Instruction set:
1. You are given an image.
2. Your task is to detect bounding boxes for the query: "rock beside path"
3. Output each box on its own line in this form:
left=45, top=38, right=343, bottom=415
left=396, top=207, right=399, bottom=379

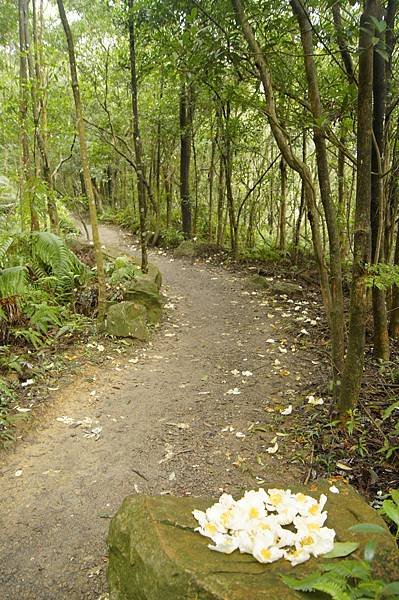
left=107, top=480, right=398, bottom=600
left=106, top=301, right=148, bottom=340
left=247, top=275, right=303, bottom=296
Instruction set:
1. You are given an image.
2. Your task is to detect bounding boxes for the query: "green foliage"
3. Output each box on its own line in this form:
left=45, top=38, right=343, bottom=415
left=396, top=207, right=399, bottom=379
left=380, top=490, right=399, bottom=541
left=0, top=266, right=28, bottom=299
left=30, top=231, right=90, bottom=296
left=159, top=228, right=185, bottom=248
left=282, top=557, right=399, bottom=599
left=365, top=264, right=399, bottom=291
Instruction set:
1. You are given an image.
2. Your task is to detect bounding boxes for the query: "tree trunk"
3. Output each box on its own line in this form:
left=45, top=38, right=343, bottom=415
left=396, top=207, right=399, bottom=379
left=278, top=158, right=287, bottom=252
left=291, top=0, right=345, bottom=393
left=57, top=0, right=106, bottom=326
left=216, top=152, right=225, bottom=246
left=179, top=77, right=192, bottom=238
left=28, top=0, right=58, bottom=230
left=293, top=131, right=306, bottom=262
left=208, top=130, right=216, bottom=242
left=371, top=4, right=390, bottom=361
left=127, top=0, right=148, bottom=271
left=18, top=0, right=39, bottom=232
left=339, top=1, right=378, bottom=414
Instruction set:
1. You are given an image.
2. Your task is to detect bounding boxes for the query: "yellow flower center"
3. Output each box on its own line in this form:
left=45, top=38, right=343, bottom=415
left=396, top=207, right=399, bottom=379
left=296, top=493, right=306, bottom=503
left=301, top=536, right=314, bottom=546
left=269, top=493, right=282, bottom=505
left=308, top=522, right=321, bottom=531
left=249, top=507, right=259, bottom=519
left=261, top=548, right=271, bottom=561
left=205, top=523, right=218, bottom=535
left=220, top=510, right=231, bottom=527
left=309, top=504, right=320, bottom=516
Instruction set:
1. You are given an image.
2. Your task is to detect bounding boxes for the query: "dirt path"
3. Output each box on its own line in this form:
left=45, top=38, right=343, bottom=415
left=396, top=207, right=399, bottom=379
left=0, top=225, right=310, bottom=599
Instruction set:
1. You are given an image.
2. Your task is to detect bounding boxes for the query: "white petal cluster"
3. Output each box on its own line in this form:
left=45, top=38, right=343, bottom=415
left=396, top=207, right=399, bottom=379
left=193, top=488, right=335, bottom=566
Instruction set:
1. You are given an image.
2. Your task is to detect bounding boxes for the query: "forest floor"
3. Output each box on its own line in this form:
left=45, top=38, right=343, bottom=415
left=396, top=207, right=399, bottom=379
left=0, top=224, right=330, bottom=599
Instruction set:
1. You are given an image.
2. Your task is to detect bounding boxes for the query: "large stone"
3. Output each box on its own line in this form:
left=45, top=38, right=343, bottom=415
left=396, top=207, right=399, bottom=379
left=106, top=301, right=148, bottom=340
left=174, top=240, right=196, bottom=258
left=106, top=251, right=162, bottom=291
left=107, top=480, right=399, bottom=600
left=123, top=279, right=164, bottom=324
left=246, top=276, right=303, bottom=297
left=246, top=275, right=273, bottom=290
left=271, top=281, right=303, bottom=296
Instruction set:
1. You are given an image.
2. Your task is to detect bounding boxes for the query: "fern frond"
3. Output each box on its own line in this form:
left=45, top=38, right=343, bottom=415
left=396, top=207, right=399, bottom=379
left=321, top=560, right=371, bottom=581
left=0, top=237, right=13, bottom=267
left=0, top=266, right=28, bottom=299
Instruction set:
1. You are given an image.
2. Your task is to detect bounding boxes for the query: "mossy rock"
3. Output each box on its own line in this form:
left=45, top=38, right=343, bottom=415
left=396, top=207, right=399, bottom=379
left=123, top=279, right=164, bottom=324
left=106, top=250, right=162, bottom=291
left=246, top=276, right=303, bottom=296
left=107, top=480, right=398, bottom=599
left=246, top=275, right=273, bottom=290
left=106, top=301, right=148, bottom=340
left=174, top=240, right=196, bottom=258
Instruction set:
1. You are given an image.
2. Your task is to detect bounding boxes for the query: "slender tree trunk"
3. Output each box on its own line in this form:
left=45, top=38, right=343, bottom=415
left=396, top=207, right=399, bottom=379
left=291, top=0, right=346, bottom=392
left=57, top=0, right=106, bottom=326
left=278, top=158, right=287, bottom=252
left=216, top=152, right=225, bottom=246
left=179, top=77, right=192, bottom=238
left=18, top=0, right=39, bottom=232
left=127, top=0, right=148, bottom=271
left=293, top=131, right=306, bottom=262
left=339, top=1, right=378, bottom=413
left=208, top=130, right=216, bottom=242
left=28, top=0, right=58, bottom=230
left=371, top=6, right=390, bottom=361
left=390, top=214, right=399, bottom=337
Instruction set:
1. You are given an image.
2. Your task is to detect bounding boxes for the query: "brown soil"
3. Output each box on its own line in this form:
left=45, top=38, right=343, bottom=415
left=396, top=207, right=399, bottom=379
left=0, top=224, right=317, bottom=599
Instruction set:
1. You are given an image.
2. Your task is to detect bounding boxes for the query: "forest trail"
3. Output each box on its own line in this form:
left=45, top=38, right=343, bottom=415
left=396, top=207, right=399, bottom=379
left=0, top=224, right=307, bottom=599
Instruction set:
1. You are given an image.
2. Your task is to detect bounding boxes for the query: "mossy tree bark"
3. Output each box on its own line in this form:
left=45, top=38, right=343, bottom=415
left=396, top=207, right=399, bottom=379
left=57, top=0, right=106, bottom=326
left=339, top=0, right=378, bottom=413
left=291, top=0, right=345, bottom=394
left=18, top=0, right=39, bottom=232
left=179, top=76, right=193, bottom=239
left=127, top=0, right=148, bottom=273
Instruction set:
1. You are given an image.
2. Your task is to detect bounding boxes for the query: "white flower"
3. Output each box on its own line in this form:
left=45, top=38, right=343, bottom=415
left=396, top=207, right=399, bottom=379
left=193, top=487, right=336, bottom=565
left=298, top=494, right=327, bottom=518
left=284, top=547, right=311, bottom=566
left=280, top=405, right=293, bottom=415
left=242, top=370, right=253, bottom=377
left=208, top=533, right=239, bottom=554
left=266, top=488, right=293, bottom=511
left=307, top=395, right=324, bottom=405
left=252, top=537, right=285, bottom=563
left=205, top=502, right=241, bottom=533
left=295, top=526, right=335, bottom=557
left=329, top=485, right=340, bottom=494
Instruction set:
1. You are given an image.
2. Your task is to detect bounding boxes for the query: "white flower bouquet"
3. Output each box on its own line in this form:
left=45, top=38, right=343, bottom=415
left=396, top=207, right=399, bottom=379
left=193, top=488, right=336, bottom=566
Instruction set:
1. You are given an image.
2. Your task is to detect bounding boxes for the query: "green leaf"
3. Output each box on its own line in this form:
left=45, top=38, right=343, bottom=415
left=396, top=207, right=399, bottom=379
left=383, top=401, right=399, bottom=420
left=281, top=572, right=323, bottom=592
left=381, top=581, right=399, bottom=597
left=382, top=500, right=399, bottom=527
left=389, top=489, right=399, bottom=507
left=323, top=541, right=359, bottom=559
left=348, top=523, right=387, bottom=535
left=363, top=539, right=378, bottom=561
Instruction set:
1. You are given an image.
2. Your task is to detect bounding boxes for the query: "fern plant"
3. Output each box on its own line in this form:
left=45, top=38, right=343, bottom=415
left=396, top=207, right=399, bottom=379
left=282, top=559, right=399, bottom=599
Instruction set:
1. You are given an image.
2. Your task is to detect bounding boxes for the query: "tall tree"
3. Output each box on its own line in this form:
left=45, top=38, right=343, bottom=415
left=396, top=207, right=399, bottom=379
left=127, top=0, right=148, bottom=272
left=339, top=0, right=378, bottom=413
left=56, top=0, right=106, bottom=326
